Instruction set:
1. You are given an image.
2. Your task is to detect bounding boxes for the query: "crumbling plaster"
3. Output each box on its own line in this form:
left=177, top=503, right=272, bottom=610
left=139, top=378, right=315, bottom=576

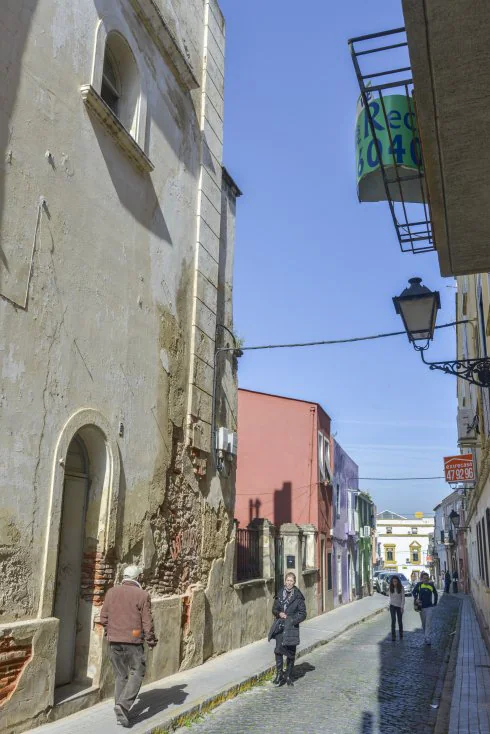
left=0, top=0, right=205, bottom=623
left=0, top=0, right=245, bottom=729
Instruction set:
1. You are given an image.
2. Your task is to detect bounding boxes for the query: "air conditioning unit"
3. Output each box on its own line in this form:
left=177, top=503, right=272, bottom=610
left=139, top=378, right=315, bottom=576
left=457, top=407, right=478, bottom=447
left=216, top=427, right=229, bottom=451
left=227, top=431, right=238, bottom=457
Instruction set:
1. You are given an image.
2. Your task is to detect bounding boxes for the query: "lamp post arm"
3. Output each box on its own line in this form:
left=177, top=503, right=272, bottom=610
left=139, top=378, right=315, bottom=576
left=418, top=349, right=490, bottom=388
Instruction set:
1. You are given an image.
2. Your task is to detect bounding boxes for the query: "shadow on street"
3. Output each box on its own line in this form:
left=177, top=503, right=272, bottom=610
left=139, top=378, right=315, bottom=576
left=131, top=683, right=188, bottom=723
left=362, top=593, right=460, bottom=734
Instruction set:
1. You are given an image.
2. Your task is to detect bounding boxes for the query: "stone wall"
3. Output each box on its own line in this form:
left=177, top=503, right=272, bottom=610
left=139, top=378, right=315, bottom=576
left=0, top=0, right=240, bottom=730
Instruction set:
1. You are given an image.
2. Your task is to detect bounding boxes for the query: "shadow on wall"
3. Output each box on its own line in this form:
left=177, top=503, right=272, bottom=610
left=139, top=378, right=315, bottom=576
left=249, top=498, right=261, bottom=524
left=92, top=122, right=172, bottom=243
left=114, top=447, right=127, bottom=573
left=0, top=0, right=39, bottom=293
left=274, top=481, right=292, bottom=526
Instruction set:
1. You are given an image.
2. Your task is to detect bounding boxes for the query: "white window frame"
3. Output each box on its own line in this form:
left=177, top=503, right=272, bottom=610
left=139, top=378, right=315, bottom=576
left=318, top=432, right=325, bottom=481
left=89, top=13, right=149, bottom=154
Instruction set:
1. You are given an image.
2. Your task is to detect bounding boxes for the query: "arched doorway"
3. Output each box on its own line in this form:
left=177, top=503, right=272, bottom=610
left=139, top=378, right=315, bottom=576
left=54, top=435, right=89, bottom=687
left=39, top=409, right=120, bottom=700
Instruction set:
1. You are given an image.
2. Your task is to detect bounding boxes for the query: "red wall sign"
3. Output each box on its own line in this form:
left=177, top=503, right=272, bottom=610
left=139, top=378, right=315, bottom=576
left=444, top=454, right=475, bottom=483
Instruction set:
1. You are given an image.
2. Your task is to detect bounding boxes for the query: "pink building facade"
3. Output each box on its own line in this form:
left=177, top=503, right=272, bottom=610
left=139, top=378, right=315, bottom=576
left=235, top=389, right=334, bottom=614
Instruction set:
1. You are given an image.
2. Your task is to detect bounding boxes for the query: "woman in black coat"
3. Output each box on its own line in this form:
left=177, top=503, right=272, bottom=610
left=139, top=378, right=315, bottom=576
left=268, top=572, right=307, bottom=687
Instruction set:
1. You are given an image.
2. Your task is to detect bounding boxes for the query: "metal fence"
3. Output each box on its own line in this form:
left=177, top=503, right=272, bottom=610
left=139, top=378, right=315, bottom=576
left=236, top=527, right=260, bottom=581
left=274, top=535, right=284, bottom=594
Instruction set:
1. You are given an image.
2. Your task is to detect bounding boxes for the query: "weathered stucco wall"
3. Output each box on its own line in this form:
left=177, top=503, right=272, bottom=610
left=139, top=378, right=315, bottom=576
left=0, top=0, right=243, bottom=730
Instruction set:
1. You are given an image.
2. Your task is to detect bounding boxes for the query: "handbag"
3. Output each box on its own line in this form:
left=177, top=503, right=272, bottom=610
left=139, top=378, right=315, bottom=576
left=268, top=618, right=285, bottom=640
left=414, top=598, right=422, bottom=612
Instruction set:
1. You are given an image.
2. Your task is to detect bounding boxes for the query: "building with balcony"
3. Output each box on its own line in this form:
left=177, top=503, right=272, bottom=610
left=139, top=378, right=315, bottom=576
left=376, top=511, right=434, bottom=582
left=350, top=1, right=490, bottom=643
left=454, top=271, right=490, bottom=629
left=402, top=0, right=490, bottom=277
left=433, top=491, right=466, bottom=590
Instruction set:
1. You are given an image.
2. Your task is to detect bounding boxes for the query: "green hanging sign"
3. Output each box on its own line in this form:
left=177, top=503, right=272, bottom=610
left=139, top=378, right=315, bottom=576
left=356, top=94, right=424, bottom=203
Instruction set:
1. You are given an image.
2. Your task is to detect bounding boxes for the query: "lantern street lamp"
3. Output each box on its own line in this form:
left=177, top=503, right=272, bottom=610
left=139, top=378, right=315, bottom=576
left=449, top=510, right=460, bottom=529
left=449, top=510, right=469, bottom=532
left=393, top=277, right=490, bottom=387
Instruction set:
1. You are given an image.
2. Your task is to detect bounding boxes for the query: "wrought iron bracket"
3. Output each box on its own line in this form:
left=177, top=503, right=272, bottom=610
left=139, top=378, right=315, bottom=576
left=416, top=347, right=490, bottom=387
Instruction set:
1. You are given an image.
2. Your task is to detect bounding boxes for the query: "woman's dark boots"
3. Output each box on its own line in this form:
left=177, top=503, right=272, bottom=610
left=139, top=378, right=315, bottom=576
left=272, top=656, right=284, bottom=685
left=285, top=658, right=295, bottom=686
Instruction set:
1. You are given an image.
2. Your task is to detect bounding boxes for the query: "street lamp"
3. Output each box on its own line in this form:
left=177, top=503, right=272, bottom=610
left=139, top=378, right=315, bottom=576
left=393, top=277, right=490, bottom=387
left=449, top=510, right=460, bottom=529
left=449, top=510, right=469, bottom=532
left=393, top=277, right=441, bottom=343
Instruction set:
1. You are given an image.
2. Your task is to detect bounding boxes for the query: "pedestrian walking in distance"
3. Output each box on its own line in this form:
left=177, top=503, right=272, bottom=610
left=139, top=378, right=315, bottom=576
left=444, top=569, right=451, bottom=594
left=388, top=575, right=405, bottom=640
left=452, top=569, right=459, bottom=594
left=268, top=572, right=306, bottom=687
left=100, top=565, right=158, bottom=727
left=412, top=571, right=438, bottom=646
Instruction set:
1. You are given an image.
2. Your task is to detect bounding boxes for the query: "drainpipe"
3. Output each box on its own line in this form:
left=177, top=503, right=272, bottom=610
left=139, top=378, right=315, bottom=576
left=308, top=406, right=316, bottom=524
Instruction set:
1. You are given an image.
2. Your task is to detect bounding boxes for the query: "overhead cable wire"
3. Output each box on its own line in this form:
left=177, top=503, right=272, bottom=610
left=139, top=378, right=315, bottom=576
left=219, top=320, right=465, bottom=354
left=359, top=476, right=445, bottom=481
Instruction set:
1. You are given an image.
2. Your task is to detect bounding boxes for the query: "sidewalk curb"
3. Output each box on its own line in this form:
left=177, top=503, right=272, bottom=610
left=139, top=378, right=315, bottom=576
left=433, top=595, right=463, bottom=734
left=145, top=603, right=386, bottom=733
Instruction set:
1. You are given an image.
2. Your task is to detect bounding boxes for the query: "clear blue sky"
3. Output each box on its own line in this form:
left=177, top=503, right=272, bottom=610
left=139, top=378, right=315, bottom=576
left=219, top=0, right=458, bottom=515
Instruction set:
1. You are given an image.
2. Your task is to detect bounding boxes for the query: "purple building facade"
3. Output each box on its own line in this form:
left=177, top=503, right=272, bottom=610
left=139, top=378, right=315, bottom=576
left=332, top=440, right=359, bottom=606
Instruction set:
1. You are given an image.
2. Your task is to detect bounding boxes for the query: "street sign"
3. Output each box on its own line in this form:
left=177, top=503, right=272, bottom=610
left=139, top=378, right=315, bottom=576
left=444, top=454, right=475, bottom=483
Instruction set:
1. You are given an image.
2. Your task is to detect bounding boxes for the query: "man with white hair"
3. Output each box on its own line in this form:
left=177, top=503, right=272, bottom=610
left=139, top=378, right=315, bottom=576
left=100, top=565, right=157, bottom=727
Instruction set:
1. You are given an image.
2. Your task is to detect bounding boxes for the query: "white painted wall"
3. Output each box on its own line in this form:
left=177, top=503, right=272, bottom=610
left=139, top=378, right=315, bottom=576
left=377, top=517, right=434, bottom=579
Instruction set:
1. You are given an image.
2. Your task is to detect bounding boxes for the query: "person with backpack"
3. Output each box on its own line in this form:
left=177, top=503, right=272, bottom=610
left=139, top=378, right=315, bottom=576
left=413, top=571, right=438, bottom=645
left=268, top=572, right=306, bottom=687
left=388, top=575, right=405, bottom=640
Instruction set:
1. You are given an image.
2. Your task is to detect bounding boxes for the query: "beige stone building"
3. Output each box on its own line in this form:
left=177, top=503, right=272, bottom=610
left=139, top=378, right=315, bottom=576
left=350, top=0, right=490, bottom=651
left=401, top=0, right=490, bottom=644
left=0, top=1, right=249, bottom=731
left=454, top=273, right=490, bottom=636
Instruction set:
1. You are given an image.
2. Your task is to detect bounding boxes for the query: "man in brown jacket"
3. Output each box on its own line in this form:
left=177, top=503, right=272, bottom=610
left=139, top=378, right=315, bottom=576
left=100, top=565, right=157, bottom=727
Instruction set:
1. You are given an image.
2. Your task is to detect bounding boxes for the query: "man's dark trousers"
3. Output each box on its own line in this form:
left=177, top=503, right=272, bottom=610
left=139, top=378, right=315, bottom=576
left=109, top=643, right=146, bottom=713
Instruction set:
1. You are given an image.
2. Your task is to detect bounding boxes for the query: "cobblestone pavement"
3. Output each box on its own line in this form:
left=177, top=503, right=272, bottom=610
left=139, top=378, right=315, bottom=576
left=180, top=595, right=460, bottom=734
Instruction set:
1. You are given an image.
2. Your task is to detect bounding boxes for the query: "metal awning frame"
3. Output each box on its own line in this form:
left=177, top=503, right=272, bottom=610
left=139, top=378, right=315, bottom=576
left=349, top=28, right=435, bottom=255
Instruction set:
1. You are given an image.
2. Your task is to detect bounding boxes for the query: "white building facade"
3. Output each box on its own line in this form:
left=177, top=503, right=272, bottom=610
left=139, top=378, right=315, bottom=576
left=376, top=511, right=435, bottom=582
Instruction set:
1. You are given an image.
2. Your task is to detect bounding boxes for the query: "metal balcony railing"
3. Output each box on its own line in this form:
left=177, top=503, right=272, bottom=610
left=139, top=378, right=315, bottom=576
left=349, top=28, right=434, bottom=255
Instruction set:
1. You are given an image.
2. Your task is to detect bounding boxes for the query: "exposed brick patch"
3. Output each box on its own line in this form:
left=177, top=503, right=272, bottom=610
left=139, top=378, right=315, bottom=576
left=190, top=448, right=207, bottom=478
left=80, top=551, right=115, bottom=606
left=0, top=635, right=32, bottom=706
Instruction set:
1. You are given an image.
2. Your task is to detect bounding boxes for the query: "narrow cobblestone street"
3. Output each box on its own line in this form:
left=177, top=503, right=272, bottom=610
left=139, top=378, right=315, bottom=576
left=180, top=596, right=460, bottom=734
